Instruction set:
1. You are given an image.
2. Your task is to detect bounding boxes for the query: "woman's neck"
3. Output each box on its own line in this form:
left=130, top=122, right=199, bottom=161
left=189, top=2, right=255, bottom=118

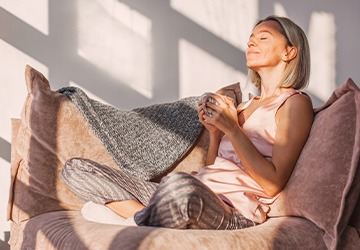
left=259, top=84, right=284, bottom=100
left=257, top=66, right=286, bottom=100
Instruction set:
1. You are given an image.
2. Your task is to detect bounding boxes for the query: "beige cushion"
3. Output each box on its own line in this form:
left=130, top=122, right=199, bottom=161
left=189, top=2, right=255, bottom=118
left=269, top=78, right=360, bottom=249
left=9, top=210, right=327, bottom=250
left=10, top=66, right=117, bottom=222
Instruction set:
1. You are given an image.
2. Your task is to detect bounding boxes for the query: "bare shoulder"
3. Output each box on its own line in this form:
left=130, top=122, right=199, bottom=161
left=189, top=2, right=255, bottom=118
left=277, top=92, right=314, bottom=125
left=284, top=92, right=313, bottom=114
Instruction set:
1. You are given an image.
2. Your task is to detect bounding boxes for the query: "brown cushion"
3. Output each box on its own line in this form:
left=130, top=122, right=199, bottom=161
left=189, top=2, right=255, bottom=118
left=269, top=78, right=360, bottom=249
left=10, top=66, right=119, bottom=222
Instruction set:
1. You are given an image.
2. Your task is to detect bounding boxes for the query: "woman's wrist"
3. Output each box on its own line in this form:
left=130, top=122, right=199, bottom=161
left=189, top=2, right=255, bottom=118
left=209, top=130, right=223, bottom=141
left=224, top=124, right=242, bottom=140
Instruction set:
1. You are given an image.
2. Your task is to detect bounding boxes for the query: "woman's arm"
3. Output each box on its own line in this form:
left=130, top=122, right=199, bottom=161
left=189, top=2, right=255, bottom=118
left=204, top=93, right=313, bottom=197
left=205, top=129, right=222, bottom=165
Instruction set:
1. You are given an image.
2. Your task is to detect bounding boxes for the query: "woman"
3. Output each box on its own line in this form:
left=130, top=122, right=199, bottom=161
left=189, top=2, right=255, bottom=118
left=62, top=15, right=314, bottom=229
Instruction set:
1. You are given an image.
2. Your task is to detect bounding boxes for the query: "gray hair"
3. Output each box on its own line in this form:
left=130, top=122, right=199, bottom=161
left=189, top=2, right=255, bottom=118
left=248, top=15, right=311, bottom=90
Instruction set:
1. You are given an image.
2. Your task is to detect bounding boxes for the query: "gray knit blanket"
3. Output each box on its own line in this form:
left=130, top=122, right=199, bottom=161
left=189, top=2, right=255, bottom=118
left=58, top=87, right=203, bottom=180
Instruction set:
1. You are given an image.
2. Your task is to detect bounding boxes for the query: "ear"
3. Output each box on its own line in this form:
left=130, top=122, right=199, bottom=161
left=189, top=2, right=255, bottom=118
left=282, top=46, right=298, bottom=62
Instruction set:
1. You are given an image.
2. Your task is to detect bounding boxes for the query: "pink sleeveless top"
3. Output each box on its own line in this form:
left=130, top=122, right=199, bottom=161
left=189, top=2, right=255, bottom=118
left=194, top=90, right=304, bottom=223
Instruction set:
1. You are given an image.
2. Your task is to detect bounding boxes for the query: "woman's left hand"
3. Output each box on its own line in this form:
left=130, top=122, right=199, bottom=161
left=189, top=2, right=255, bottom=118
left=203, top=93, right=240, bottom=135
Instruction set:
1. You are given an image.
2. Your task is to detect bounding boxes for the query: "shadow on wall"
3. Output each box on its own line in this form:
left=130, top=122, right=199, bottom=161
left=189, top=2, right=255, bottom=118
left=0, top=231, right=10, bottom=250
left=1, top=0, right=359, bottom=110
left=1, top=0, right=359, bottom=165
left=0, top=0, right=248, bottom=110
left=0, top=138, right=11, bottom=163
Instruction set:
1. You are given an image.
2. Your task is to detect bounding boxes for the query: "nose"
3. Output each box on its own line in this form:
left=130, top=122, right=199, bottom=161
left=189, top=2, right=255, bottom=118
left=247, top=38, right=255, bottom=48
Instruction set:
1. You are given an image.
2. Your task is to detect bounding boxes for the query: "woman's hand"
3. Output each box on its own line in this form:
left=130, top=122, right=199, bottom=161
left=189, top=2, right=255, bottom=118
left=197, top=99, right=220, bottom=136
left=198, top=94, right=225, bottom=165
left=200, top=93, right=240, bottom=136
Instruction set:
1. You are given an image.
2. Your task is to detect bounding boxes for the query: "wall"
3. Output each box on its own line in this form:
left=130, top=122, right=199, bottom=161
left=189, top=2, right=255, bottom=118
left=0, top=0, right=359, bottom=247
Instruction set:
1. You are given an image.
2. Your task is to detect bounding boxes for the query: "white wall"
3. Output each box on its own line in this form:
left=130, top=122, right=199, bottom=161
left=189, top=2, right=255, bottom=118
left=1, top=0, right=359, bottom=247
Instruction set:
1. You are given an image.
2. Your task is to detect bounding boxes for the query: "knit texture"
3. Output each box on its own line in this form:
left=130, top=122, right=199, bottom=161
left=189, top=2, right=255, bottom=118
left=57, top=86, right=203, bottom=180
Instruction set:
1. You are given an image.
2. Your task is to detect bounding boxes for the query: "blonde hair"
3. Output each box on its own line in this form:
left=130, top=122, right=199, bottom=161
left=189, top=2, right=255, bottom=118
left=248, top=15, right=311, bottom=90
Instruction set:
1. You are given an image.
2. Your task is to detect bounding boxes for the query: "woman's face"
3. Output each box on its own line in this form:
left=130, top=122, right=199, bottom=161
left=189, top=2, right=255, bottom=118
left=246, top=20, right=290, bottom=72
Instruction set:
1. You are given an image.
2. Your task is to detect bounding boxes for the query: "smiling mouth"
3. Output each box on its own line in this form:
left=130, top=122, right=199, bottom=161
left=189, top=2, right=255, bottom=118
left=246, top=50, right=260, bottom=55
left=246, top=51, right=260, bottom=58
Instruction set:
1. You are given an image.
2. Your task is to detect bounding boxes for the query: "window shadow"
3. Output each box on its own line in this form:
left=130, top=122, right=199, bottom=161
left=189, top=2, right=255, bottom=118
left=0, top=231, right=10, bottom=250
left=0, top=138, right=11, bottom=163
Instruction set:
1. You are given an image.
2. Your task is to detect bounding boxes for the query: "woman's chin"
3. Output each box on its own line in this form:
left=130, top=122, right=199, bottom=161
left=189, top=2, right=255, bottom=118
left=247, top=63, right=260, bottom=71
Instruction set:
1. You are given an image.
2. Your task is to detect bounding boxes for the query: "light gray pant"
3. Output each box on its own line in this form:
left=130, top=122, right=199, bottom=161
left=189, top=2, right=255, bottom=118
left=62, top=158, right=257, bottom=229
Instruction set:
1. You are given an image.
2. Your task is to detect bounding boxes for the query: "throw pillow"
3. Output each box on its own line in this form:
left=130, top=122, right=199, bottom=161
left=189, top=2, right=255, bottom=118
left=268, top=78, right=360, bottom=250
left=10, top=65, right=122, bottom=222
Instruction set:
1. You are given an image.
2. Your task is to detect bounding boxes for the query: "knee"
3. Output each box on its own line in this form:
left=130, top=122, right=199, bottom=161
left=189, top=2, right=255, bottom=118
left=147, top=173, right=205, bottom=228
left=61, top=157, right=88, bottom=182
left=157, top=172, right=203, bottom=203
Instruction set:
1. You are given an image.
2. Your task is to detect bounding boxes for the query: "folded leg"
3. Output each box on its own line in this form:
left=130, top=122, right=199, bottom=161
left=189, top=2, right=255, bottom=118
left=134, top=172, right=257, bottom=229
left=61, top=157, right=158, bottom=205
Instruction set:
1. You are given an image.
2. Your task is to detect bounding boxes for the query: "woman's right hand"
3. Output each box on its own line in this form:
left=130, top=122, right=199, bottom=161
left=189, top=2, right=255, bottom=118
left=198, top=99, right=223, bottom=165
left=197, top=100, right=221, bottom=136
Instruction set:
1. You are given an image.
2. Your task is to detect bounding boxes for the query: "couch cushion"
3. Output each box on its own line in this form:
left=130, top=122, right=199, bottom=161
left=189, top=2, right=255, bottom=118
left=9, top=210, right=327, bottom=250
left=269, top=78, right=360, bottom=249
left=10, top=66, right=119, bottom=222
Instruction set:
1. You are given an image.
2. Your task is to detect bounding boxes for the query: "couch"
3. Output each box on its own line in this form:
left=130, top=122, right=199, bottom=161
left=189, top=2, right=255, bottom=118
left=7, top=65, right=360, bottom=249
